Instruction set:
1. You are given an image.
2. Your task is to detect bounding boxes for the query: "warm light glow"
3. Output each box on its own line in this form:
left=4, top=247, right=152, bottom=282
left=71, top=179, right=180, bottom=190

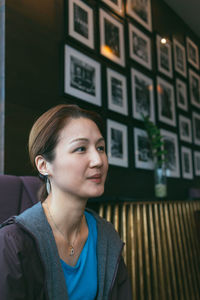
left=148, top=84, right=153, bottom=91
left=161, top=38, right=167, bottom=44
left=101, top=45, right=115, bottom=60
left=101, top=45, right=113, bottom=55
left=157, top=84, right=163, bottom=94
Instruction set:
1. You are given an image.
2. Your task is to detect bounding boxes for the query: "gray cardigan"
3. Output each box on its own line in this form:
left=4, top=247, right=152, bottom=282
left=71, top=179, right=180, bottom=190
left=15, top=202, right=124, bottom=300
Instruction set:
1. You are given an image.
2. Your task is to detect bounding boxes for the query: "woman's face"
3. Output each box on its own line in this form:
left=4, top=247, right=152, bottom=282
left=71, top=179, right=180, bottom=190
left=47, top=117, right=108, bottom=200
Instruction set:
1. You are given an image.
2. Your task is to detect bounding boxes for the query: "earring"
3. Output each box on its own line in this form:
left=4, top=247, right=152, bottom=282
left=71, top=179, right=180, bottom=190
left=44, top=173, right=51, bottom=194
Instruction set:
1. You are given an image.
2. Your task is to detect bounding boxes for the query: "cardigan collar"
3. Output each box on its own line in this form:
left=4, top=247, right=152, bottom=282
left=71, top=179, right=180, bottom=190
left=16, top=202, right=123, bottom=300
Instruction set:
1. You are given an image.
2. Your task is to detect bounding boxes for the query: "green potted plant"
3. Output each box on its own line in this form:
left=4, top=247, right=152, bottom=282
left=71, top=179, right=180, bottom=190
left=141, top=113, right=168, bottom=198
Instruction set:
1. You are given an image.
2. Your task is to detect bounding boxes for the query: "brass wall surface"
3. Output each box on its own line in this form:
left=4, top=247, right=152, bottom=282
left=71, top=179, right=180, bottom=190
left=99, top=201, right=200, bottom=300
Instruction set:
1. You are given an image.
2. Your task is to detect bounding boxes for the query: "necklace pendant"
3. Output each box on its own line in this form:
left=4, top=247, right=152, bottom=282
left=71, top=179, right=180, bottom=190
left=69, top=245, right=75, bottom=256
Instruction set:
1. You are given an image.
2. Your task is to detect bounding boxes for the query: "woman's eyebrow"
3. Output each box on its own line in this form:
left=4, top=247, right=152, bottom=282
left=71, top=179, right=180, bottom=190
left=69, top=138, right=88, bottom=144
left=69, top=137, right=105, bottom=144
left=97, top=137, right=105, bottom=143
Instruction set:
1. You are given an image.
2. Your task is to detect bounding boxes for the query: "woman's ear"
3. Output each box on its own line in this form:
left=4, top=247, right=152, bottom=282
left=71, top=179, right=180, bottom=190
left=35, top=155, right=50, bottom=176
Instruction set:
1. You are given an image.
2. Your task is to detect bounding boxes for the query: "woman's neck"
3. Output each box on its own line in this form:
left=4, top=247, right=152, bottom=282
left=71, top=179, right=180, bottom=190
left=42, top=192, right=87, bottom=241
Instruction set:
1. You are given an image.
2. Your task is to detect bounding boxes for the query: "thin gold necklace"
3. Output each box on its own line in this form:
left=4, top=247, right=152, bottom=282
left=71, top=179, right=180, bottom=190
left=45, top=201, right=83, bottom=256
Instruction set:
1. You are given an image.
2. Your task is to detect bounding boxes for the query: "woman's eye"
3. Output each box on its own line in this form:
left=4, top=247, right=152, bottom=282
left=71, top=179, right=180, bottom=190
left=75, top=146, right=86, bottom=152
left=97, top=145, right=105, bottom=152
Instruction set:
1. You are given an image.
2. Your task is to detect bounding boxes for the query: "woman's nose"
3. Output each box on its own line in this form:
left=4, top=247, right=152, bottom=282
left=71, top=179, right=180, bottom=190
left=89, top=150, right=103, bottom=168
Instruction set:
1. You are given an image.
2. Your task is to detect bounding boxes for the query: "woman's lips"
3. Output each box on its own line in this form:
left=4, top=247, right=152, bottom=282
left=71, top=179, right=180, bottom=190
left=87, top=174, right=102, bottom=183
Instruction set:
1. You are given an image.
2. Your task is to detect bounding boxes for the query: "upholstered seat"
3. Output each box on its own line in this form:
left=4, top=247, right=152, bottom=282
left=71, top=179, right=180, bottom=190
left=0, top=174, right=42, bottom=223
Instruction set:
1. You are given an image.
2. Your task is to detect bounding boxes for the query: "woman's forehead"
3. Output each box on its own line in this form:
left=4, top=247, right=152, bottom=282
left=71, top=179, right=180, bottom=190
left=58, top=117, right=103, bottom=142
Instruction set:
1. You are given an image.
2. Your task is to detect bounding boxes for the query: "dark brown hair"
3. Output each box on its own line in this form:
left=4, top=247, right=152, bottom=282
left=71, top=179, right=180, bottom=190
left=28, top=104, right=105, bottom=201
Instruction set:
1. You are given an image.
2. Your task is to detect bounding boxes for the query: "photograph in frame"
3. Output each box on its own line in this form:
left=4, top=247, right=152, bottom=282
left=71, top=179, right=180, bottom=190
left=173, top=38, right=187, bottom=78
left=131, top=68, right=155, bottom=122
left=156, top=35, right=173, bottom=78
left=179, top=115, right=192, bottom=143
left=129, top=23, right=152, bottom=70
left=176, top=78, right=188, bottom=111
left=186, top=37, right=199, bottom=69
left=64, top=45, right=101, bottom=106
left=107, top=119, right=128, bottom=167
left=194, top=151, right=200, bottom=176
left=192, top=111, right=200, bottom=146
left=157, top=76, right=176, bottom=127
left=181, top=146, right=193, bottom=179
left=100, top=9, right=125, bottom=67
left=68, top=0, right=94, bottom=49
left=189, top=69, right=200, bottom=109
left=134, top=127, right=154, bottom=170
left=107, top=68, right=128, bottom=115
left=126, top=0, right=152, bottom=32
left=102, top=0, right=123, bottom=15
left=160, top=129, right=180, bottom=178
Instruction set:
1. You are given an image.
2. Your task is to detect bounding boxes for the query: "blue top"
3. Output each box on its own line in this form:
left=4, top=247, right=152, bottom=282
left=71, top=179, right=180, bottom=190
left=60, top=211, right=98, bottom=300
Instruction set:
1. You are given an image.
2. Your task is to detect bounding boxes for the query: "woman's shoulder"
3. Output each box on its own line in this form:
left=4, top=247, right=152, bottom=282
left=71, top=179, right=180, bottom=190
left=86, top=208, right=122, bottom=242
left=0, top=217, right=35, bottom=251
left=0, top=217, right=46, bottom=298
left=0, top=217, right=21, bottom=235
left=86, top=208, right=113, bottom=227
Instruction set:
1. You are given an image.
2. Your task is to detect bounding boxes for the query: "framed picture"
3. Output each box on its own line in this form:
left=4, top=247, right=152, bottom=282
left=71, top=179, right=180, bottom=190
left=156, top=35, right=173, bottom=78
left=131, top=68, right=155, bottom=122
left=157, top=76, right=176, bottom=127
left=160, top=129, right=180, bottom=178
left=64, top=45, right=101, bottom=106
left=101, top=0, right=123, bottom=15
left=194, top=151, right=200, bottom=176
left=129, top=23, right=152, bottom=70
left=189, top=69, right=200, bottom=109
left=176, top=78, right=188, bottom=111
left=107, top=119, right=128, bottom=167
left=100, top=9, right=125, bottom=66
left=134, top=127, right=154, bottom=170
left=181, top=146, right=193, bottom=179
left=186, top=37, right=199, bottom=69
left=192, top=111, right=200, bottom=145
left=107, top=68, right=128, bottom=115
left=173, top=38, right=187, bottom=78
left=179, top=115, right=192, bottom=143
left=126, top=0, right=152, bottom=32
left=68, top=0, right=94, bottom=49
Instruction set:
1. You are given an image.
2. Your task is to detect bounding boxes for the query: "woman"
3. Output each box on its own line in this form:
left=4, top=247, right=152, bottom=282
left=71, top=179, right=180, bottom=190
left=0, top=104, right=132, bottom=300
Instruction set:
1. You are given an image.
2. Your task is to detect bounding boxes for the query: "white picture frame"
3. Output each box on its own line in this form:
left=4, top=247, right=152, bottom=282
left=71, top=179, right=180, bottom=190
left=107, top=68, right=128, bottom=115
left=181, top=146, right=193, bottom=179
left=107, top=119, right=128, bottom=167
left=194, top=151, right=200, bottom=176
left=100, top=8, right=125, bottom=67
left=64, top=45, right=101, bottom=106
left=176, top=78, right=188, bottom=111
left=173, top=38, right=187, bottom=78
left=179, top=115, right=192, bottom=143
left=160, top=129, right=180, bottom=178
left=186, top=37, right=199, bottom=70
left=129, top=23, right=152, bottom=70
left=157, top=76, right=176, bottom=127
left=134, top=127, right=154, bottom=170
left=101, top=0, right=123, bottom=15
left=192, top=111, right=200, bottom=146
left=126, top=0, right=152, bottom=32
left=131, top=68, right=155, bottom=122
left=156, top=35, right=173, bottom=78
left=68, top=0, right=94, bottom=49
left=189, top=69, right=200, bottom=109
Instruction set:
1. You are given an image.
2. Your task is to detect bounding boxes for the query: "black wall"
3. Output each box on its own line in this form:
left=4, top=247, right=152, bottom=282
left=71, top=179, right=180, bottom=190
left=5, top=0, right=200, bottom=200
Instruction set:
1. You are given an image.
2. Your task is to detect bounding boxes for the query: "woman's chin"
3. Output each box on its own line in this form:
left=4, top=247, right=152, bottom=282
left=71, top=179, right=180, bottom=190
left=86, top=187, right=105, bottom=199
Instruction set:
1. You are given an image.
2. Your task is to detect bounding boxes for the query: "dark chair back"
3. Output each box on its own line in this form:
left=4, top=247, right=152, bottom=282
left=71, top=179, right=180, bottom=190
left=0, top=174, right=42, bottom=223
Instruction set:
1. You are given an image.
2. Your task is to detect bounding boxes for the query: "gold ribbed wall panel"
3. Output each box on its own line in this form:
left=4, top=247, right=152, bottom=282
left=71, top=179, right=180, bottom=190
left=99, top=201, right=200, bottom=300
